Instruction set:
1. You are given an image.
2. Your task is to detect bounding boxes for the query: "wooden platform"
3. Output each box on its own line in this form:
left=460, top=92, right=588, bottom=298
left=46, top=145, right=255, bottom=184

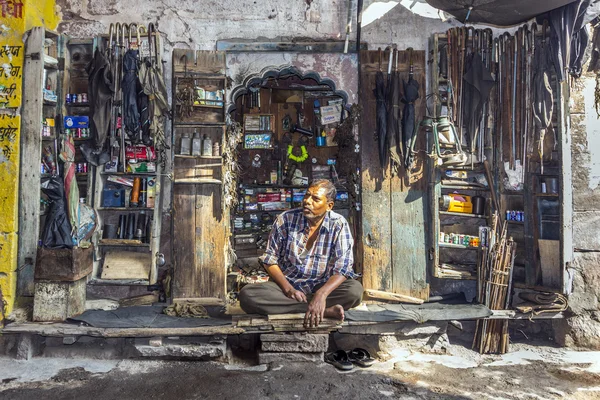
left=1, top=322, right=244, bottom=338
left=1, top=307, right=564, bottom=338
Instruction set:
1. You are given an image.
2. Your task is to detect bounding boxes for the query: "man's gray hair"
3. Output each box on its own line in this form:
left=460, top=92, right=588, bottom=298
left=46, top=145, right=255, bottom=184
left=310, top=179, right=336, bottom=203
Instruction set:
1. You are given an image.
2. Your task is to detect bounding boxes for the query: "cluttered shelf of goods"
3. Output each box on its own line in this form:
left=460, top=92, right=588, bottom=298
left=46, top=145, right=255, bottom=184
left=22, top=23, right=169, bottom=328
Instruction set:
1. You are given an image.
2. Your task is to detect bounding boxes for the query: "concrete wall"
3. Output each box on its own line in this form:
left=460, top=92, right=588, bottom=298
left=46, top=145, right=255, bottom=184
left=554, top=72, right=600, bottom=350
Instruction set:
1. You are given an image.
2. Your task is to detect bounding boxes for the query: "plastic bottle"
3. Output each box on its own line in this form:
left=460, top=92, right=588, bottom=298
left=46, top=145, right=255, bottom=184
left=180, top=132, right=191, bottom=155
left=202, top=134, right=212, bottom=156
left=192, top=130, right=202, bottom=156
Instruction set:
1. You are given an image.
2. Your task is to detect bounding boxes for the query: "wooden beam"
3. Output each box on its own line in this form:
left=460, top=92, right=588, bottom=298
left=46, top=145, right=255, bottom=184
left=216, top=40, right=367, bottom=53
left=17, top=27, right=45, bottom=297
left=1, top=322, right=244, bottom=337
left=363, top=289, right=425, bottom=305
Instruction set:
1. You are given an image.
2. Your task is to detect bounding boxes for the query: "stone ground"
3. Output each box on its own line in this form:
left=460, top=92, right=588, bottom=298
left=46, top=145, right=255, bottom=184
left=0, top=341, right=599, bottom=400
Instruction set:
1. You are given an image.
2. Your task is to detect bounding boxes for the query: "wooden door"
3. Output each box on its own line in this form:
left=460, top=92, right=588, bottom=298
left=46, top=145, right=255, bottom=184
left=171, top=50, right=227, bottom=302
left=359, top=50, right=429, bottom=300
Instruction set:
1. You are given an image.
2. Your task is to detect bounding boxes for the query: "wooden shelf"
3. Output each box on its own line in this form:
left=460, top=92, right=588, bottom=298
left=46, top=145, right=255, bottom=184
left=192, top=104, right=224, bottom=109
left=174, top=122, right=226, bottom=127
left=43, top=100, right=57, bottom=106
left=98, top=239, right=150, bottom=247
left=88, top=278, right=149, bottom=286
left=439, top=211, right=487, bottom=219
left=441, top=184, right=489, bottom=191
left=100, top=171, right=156, bottom=176
left=97, top=207, right=154, bottom=211
left=439, top=242, right=479, bottom=250
left=535, top=193, right=559, bottom=197
left=41, top=136, right=57, bottom=141
left=506, top=220, right=524, bottom=225
left=174, top=155, right=222, bottom=160
left=173, top=178, right=222, bottom=185
left=66, top=103, right=90, bottom=107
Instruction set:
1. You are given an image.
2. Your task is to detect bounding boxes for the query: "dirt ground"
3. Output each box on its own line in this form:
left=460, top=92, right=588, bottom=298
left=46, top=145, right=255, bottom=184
left=0, top=342, right=599, bottom=400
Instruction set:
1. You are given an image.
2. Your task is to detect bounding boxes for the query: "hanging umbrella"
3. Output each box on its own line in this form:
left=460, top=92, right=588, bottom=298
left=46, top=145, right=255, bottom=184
left=402, top=49, right=420, bottom=169
left=462, top=53, right=496, bottom=153
left=59, top=134, right=80, bottom=238
left=139, top=23, right=170, bottom=152
left=122, top=48, right=141, bottom=140
left=40, top=176, right=73, bottom=249
left=545, top=0, right=589, bottom=82
left=83, top=47, right=114, bottom=165
left=374, top=49, right=388, bottom=169
left=387, top=48, right=402, bottom=176
left=532, top=22, right=554, bottom=174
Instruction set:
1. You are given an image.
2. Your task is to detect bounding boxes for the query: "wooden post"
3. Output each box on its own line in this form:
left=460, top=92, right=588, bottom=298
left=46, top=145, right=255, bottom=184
left=17, top=27, right=45, bottom=296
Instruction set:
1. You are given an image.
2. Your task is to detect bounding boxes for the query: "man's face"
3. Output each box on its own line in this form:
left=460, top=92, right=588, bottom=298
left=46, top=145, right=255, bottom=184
left=302, top=185, right=333, bottom=220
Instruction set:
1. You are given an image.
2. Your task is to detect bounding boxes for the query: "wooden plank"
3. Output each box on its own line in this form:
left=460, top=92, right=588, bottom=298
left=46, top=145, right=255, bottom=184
left=17, top=27, right=45, bottom=297
left=194, top=185, right=226, bottom=299
left=172, top=50, right=226, bottom=75
left=359, top=50, right=429, bottom=300
left=1, top=322, right=245, bottom=337
left=216, top=40, right=366, bottom=53
left=172, top=184, right=196, bottom=298
left=363, top=289, right=424, bottom=304
left=390, top=50, right=429, bottom=300
left=100, top=251, right=151, bottom=280
left=359, top=50, right=393, bottom=293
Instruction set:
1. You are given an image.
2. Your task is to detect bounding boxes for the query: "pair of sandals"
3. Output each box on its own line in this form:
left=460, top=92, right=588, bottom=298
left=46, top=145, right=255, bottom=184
left=325, top=348, right=376, bottom=371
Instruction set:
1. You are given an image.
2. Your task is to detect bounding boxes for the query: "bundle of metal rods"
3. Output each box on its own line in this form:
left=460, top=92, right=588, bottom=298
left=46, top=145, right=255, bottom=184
left=474, top=213, right=517, bottom=354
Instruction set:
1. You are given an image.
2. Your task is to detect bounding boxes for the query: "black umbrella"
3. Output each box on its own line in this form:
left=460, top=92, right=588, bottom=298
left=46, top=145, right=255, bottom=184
left=387, top=48, right=402, bottom=176
left=40, top=176, right=74, bottom=249
left=545, top=0, right=590, bottom=82
left=122, top=48, right=141, bottom=141
left=374, top=49, right=388, bottom=169
left=402, top=49, right=420, bottom=169
left=462, top=53, right=495, bottom=153
left=85, top=47, right=114, bottom=153
left=532, top=22, right=554, bottom=174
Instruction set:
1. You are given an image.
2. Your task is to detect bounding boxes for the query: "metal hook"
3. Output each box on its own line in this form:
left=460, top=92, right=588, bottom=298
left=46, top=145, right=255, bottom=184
left=108, top=23, right=114, bottom=51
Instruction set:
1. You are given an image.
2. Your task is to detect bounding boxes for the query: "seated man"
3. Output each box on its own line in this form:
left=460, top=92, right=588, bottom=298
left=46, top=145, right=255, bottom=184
left=239, top=179, right=363, bottom=328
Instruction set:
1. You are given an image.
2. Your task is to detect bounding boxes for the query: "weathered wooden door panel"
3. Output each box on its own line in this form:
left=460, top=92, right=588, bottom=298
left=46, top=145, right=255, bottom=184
left=359, top=50, right=429, bottom=300
left=171, top=50, right=227, bottom=301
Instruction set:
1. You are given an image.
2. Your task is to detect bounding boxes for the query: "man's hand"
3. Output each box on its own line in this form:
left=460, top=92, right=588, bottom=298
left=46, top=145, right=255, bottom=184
left=285, top=287, right=307, bottom=303
left=304, top=293, right=327, bottom=328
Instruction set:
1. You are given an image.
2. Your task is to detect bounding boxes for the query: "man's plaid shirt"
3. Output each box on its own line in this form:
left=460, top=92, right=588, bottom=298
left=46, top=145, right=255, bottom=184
left=259, top=208, right=358, bottom=294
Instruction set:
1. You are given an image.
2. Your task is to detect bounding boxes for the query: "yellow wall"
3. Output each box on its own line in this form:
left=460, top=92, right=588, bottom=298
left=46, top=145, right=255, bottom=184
left=0, top=0, right=59, bottom=322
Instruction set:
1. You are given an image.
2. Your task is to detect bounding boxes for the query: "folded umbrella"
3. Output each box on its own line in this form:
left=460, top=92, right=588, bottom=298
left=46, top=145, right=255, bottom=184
left=85, top=48, right=114, bottom=153
left=374, top=49, right=388, bottom=169
left=122, top=48, right=141, bottom=140
left=402, top=50, right=420, bottom=169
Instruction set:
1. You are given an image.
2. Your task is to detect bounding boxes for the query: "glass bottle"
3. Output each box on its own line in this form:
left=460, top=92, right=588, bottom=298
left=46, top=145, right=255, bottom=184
left=192, top=130, right=202, bottom=156
left=180, top=132, right=191, bottom=155
left=202, top=134, right=212, bottom=156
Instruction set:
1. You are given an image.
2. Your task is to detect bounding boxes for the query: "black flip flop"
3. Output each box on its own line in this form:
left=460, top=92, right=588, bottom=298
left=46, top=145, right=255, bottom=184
left=325, top=350, right=354, bottom=371
left=347, top=348, right=376, bottom=368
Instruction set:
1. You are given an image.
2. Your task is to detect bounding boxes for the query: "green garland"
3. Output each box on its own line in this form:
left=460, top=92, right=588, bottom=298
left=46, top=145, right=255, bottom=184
left=287, top=144, right=308, bottom=163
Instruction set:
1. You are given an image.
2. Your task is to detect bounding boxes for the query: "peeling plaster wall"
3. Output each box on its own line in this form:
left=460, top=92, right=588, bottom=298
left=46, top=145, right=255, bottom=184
left=553, top=72, right=600, bottom=350
left=226, top=53, right=358, bottom=105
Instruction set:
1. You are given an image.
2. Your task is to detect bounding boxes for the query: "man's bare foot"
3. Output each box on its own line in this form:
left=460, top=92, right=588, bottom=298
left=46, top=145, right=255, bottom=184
left=323, top=304, right=345, bottom=321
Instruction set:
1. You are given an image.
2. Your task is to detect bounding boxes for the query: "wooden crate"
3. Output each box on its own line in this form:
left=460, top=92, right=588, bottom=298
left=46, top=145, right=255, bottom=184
left=33, top=278, right=86, bottom=322
left=35, top=246, right=93, bottom=282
